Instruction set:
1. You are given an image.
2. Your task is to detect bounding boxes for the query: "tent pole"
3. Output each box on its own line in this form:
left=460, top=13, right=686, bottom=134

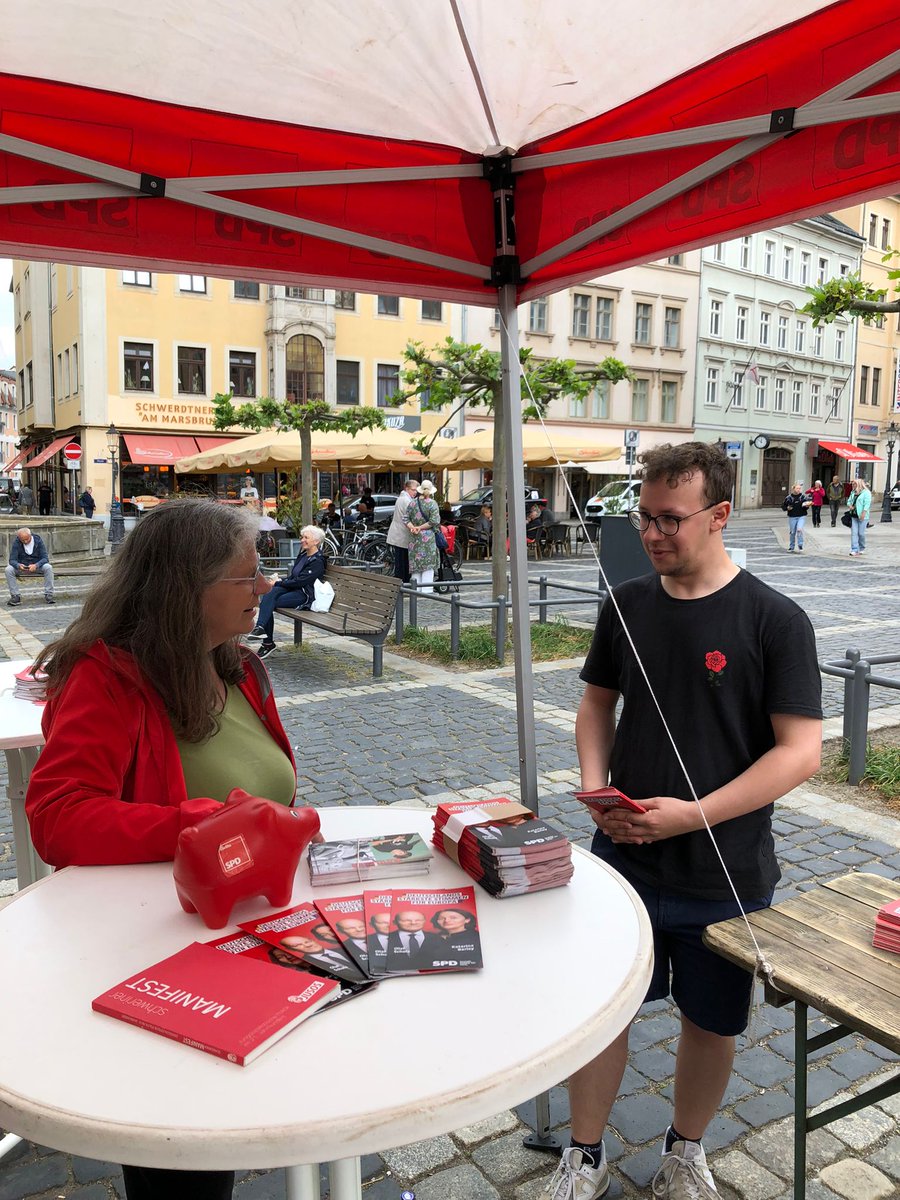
left=498, top=284, right=539, bottom=815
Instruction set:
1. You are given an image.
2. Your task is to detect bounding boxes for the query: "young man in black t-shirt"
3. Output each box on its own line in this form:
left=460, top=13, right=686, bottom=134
left=547, top=443, right=822, bottom=1200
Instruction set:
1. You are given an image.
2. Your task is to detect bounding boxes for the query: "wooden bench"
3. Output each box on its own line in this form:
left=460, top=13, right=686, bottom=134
left=275, top=562, right=401, bottom=678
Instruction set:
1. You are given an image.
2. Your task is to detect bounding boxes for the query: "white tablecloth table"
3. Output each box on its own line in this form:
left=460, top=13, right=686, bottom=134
left=0, top=806, right=652, bottom=1199
left=0, top=658, right=49, bottom=890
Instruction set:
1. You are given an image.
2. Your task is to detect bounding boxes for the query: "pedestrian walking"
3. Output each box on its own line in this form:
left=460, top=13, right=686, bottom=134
left=37, top=480, right=53, bottom=516
left=848, top=477, right=872, bottom=557
left=781, top=482, right=810, bottom=551
left=826, top=476, right=844, bottom=527
left=809, top=479, right=825, bottom=527
left=18, top=481, right=34, bottom=515
left=79, top=486, right=96, bottom=518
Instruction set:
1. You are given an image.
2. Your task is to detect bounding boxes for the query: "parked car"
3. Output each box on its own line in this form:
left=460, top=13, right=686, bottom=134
left=448, top=485, right=546, bottom=523
left=890, top=483, right=900, bottom=511
left=584, top=479, right=640, bottom=521
left=342, top=493, right=400, bottom=524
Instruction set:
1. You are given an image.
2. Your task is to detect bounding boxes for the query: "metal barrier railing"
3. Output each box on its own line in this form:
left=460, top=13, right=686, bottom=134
left=394, top=574, right=607, bottom=662
left=819, top=648, right=900, bottom=784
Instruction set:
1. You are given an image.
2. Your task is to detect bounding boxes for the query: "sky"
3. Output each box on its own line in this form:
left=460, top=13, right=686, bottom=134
left=0, top=259, right=14, bottom=368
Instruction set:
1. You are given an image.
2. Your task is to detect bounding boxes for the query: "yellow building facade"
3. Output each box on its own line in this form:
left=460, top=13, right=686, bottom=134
left=11, top=265, right=453, bottom=514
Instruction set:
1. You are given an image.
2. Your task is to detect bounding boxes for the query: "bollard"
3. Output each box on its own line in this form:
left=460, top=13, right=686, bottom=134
left=409, top=581, right=418, bottom=630
left=841, top=647, right=859, bottom=748
left=848, top=658, right=870, bottom=785
left=538, top=575, right=549, bottom=624
left=450, top=593, right=461, bottom=660
left=394, top=590, right=404, bottom=645
left=496, top=594, right=507, bottom=662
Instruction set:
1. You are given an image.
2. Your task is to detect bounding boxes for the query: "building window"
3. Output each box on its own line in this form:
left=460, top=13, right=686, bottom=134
left=782, top=245, right=794, bottom=281
left=869, top=213, right=879, bottom=246
left=421, top=299, right=443, bottom=321
left=336, top=360, right=360, bottom=406
left=799, top=252, right=811, bottom=286
left=755, top=376, right=768, bottom=410
left=285, top=334, right=325, bottom=402
left=591, top=380, right=610, bottom=420
left=334, top=290, right=356, bottom=311
left=810, top=382, right=821, bottom=417
left=568, top=393, right=585, bottom=418
left=286, top=286, right=325, bottom=301
left=817, top=257, right=829, bottom=284
left=667, top=253, right=684, bottom=266
left=123, top=270, right=151, bottom=288
left=634, top=302, right=652, bottom=344
left=660, top=379, right=677, bottom=423
left=882, top=219, right=891, bottom=251
left=178, top=274, right=206, bottom=293
left=177, top=346, right=206, bottom=395
left=596, top=296, right=614, bottom=341
left=829, top=387, right=842, bottom=420
left=794, top=319, right=806, bottom=354
left=774, top=377, right=786, bottom=413
left=528, top=298, right=548, bottom=333
left=791, top=380, right=803, bottom=414
left=631, top=378, right=649, bottom=421
left=376, top=363, right=400, bottom=407
left=229, top=351, right=256, bottom=398
left=759, top=311, right=771, bottom=346
left=740, top=237, right=751, bottom=270
left=572, top=293, right=591, bottom=338
left=55, top=352, right=62, bottom=399
left=731, top=372, right=745, bottom=409
left=813, top=325, right=823, bottom=357
left=872, top=366, right=881, bottom=405
left=72, top=342, right=79, bottom=394
left=233, top=280, right=259, bottom=300
left=712, top=243, right=724, bottom=262
left=705, top=367, right=720, bottom=406
left=735, top=305, right=748, bottom=343
left=708, top=299, right=722, bottom=338
left=859, top=364, right=869, bottom=405
left=377, top=295, right=400, bottom=316
left=835, top=328, right=845, bottom=361
left=63, top=348, right=70, bottom=397
left=663, top=306, right=681, bottom=349
left=763, top=241, right=775, bottom=275
left=124, top=342, right=154, bottom=391
left=777, top=315, right=789, bottom=350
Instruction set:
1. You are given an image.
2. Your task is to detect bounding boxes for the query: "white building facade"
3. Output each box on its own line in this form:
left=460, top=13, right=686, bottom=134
left=694, top=215, right=863, bottom=509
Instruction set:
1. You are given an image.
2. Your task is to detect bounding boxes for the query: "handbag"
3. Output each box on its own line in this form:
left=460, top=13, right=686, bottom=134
left=840, top=510, right=853, bottom=528
left=310, top=577, right=335, bottom=612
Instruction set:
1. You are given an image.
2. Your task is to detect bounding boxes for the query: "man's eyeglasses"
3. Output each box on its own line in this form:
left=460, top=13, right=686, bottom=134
left=219, top=558, right=267, bottom=593
left=627, top=501, right=723, bottom=537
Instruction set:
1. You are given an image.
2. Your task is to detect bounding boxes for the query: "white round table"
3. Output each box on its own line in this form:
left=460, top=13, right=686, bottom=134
left=0, top=658, right=48, bottom=890
left=0, top=805, right=652, bottom=1197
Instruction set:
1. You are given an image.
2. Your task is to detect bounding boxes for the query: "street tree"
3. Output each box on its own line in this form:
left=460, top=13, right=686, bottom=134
left=398, top=338, right=630, bottom=617
left=212, top=393, right=385, bottom=528
left=802, top=250, right=900, bottom=325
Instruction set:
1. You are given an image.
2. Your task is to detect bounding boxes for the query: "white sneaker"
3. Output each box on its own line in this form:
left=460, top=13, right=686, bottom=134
left=651, top=1137, right=717, bottom=1200
left=545, top=1146, right=609, bottom=1200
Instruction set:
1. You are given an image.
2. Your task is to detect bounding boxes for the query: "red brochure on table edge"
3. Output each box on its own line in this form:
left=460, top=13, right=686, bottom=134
left=92, top=941, right=338, bottom=1065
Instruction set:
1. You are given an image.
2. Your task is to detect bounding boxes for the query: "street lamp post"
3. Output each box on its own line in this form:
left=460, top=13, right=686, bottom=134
left=880, top=421, right=899, bottom=524
left=106, top=423, right=126, bottom=549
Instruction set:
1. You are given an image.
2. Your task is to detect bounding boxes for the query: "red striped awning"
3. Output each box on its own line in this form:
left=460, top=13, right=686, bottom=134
left=818, top=441, right=882, bottom=463
left=122, top=434, right=203, bottom=465
left=193, top=436, right=238, bottom=452
left=0, top=444, right=36, bottom=473
left=25, top=436, right=71, bottom=469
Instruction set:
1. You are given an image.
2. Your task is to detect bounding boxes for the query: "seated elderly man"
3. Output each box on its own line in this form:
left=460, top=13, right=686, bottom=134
left=6, top=527, right=54, bottom=606
left=246, top=524, right=326, bottom=659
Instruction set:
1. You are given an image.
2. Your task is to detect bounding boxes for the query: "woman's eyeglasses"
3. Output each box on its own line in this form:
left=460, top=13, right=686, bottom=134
left=219, top=558, right=267, bottom=593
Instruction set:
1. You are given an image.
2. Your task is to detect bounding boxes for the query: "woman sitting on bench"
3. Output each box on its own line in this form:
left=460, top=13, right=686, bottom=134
left=247, top=525, right=325, bottom=659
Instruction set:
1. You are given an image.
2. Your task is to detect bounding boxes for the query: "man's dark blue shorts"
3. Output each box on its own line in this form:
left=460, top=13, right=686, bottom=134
left=591, top=835, right=772, bottom=1037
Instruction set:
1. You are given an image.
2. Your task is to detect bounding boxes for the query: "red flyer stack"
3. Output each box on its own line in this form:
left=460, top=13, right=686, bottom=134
left=432, top=798, right=573, bottom=897
left=873, top=897, right=900, bottom=954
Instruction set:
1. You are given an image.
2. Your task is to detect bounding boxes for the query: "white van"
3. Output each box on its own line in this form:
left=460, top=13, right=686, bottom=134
left=584, top=479, right=640, bottom=520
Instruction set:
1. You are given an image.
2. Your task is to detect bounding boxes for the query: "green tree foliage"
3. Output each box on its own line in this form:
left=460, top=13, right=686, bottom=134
left=802, top=250, right=900, bottom=326
left=212, top=393, right=385, bottom=527
left=398, top=338, right=631, bottom=618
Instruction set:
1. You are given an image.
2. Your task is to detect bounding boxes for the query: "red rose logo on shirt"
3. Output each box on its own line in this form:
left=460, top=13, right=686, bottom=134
left=705, top=650, right=727, bottom=686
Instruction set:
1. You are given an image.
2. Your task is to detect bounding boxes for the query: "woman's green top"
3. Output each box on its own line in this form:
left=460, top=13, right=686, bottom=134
left=176, top=685, right=295, bottom=805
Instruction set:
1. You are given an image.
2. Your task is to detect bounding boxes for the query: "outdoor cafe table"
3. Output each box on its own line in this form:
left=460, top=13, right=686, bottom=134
left=0, top=658, right=50, bottom=890
left=704, top=872, right=900, bottom=1200
left=0, top=805, right=652, bottom=1200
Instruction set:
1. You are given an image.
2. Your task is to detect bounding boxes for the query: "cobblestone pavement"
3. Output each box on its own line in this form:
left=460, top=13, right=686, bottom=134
left=1, top=514, right=899, bottom=1199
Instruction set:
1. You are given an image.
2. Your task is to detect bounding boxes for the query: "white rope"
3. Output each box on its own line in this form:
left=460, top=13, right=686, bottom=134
left=500, top=308, right=774, bottom=992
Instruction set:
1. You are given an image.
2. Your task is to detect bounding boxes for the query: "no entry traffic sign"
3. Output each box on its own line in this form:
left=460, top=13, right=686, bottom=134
left=63, top=441, right=82, bottom=467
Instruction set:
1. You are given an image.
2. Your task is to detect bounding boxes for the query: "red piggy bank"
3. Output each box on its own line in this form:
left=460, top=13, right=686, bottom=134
left=173, top=789, right=320, bottom=929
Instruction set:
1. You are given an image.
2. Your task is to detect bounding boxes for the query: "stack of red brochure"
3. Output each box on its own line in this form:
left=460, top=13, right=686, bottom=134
left=92, top=941, right=338, bottom=1065
left=873, top=897, right=900, bottom=953
left=307, top=832, right=432, bottom=886
left=13, top=664, right=47, bottom=702
left=240, top=885, right=483, bottom=977
left=432, top=798, right=573, bottom=897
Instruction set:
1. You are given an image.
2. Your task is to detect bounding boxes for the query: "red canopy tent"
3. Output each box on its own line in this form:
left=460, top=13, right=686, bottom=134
left=2, top=0, right=898, bottom=816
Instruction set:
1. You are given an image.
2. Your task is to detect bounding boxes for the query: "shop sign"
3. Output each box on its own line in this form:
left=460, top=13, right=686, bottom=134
left=132, top=401, right=218, bottom=427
